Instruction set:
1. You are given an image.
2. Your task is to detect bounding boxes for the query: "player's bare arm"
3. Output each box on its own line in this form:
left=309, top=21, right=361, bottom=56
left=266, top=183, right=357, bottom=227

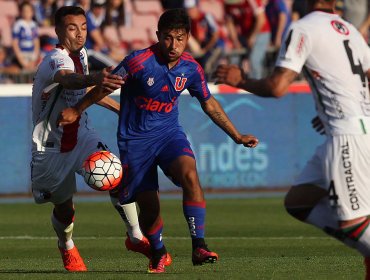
left=201, top=96, right=258, bottom=148
left=53, top=66, right=123, bottom=90
left=57, top=77, right=123, bottom=127
left=214, top=65, right=298, bottom=98
left=97, top=96, right=120, bottom=115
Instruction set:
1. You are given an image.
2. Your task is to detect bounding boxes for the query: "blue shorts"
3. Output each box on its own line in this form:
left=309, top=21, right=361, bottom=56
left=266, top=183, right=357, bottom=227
left=118, top=131, right=195, bottom=203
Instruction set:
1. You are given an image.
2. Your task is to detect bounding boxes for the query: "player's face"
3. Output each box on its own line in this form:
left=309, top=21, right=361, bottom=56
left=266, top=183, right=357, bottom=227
left=57, top=15, right=87, bottom=54
left=157, top=29, right=190, bottom=68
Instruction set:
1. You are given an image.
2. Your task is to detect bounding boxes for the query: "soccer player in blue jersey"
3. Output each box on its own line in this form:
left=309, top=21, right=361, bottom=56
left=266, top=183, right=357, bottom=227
left=58, top=8, right=259, bottom=273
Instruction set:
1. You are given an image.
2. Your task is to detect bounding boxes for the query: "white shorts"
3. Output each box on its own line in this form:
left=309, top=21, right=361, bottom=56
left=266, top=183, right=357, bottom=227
left=31, top=130, right=109, bottom=204
left=295, top=134, right=370, bottom=220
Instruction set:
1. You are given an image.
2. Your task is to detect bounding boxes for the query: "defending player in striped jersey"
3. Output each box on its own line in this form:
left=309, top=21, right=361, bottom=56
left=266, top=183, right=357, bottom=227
left=215, top=0, right=370, bottom=277
left=31, top=6, right=148, bottom=272
left=57, top=8, right=259, bottom=273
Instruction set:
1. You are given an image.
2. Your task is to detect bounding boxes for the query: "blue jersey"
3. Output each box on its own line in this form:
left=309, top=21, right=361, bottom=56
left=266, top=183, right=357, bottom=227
left=114, top=44, right=212, bottom=148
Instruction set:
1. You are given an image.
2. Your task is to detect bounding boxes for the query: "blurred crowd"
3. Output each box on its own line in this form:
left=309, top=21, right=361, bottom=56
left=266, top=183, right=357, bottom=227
left=0, top=0, right=368, bottom=83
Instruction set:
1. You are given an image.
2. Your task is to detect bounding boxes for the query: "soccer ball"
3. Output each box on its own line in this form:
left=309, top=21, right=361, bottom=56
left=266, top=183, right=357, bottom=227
left=83, top=151, right=123, bottom=191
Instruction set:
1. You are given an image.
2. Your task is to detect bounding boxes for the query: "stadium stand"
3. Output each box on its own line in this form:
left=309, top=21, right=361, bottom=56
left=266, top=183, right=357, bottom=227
left=0, top=0, right=18, bottom=21
left=133, top=0, right=163, bottom=16
left=199, top=0, right=224, bottom=23
left=119, top=25, right=151, bottom=50
left=0, top=16, right=12, bottom=48
left=0, top=0, right=298, bottom=83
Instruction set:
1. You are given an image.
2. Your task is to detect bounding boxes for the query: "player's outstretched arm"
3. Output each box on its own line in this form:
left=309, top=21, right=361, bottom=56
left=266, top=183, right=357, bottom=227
left=96, top=95, right=120, bottom=115
left=54, top=66, right=124, bottom=90
left=214, top=64, right=297, bottom=98
left=57, top=85, right=121, bottom=126
left=201, top=96, right=258, bottom=148
left=57, top=68, right=124, bottom=127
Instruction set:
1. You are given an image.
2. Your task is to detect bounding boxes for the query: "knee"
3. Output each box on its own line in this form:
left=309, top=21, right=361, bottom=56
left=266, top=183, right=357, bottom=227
left=284, top=184, right=327, bottom=221
left=284, top=191, right=308, bottom=221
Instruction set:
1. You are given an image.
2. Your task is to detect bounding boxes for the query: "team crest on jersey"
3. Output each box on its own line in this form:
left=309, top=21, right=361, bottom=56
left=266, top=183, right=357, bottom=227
left=147, top=77, right=154, bottom=86
left=331, top=20, right=349, bottom=35
left=174, top=77, right=187, bottom=91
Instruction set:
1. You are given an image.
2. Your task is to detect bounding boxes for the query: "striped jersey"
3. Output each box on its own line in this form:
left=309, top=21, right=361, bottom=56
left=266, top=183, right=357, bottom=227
left=32, top=47, right=91, bottom=153
left=276, top=10, right=370, bottom=134
left=113, top=44, right=211, bottom=146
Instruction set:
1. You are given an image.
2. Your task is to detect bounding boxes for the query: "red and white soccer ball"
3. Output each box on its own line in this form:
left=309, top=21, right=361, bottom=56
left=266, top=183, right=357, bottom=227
left=83, top=151, right=123, bottom=191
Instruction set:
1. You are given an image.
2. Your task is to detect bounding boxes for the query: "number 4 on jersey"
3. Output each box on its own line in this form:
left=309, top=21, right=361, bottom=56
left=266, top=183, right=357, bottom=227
left=343, top=40, right=367, bottom=88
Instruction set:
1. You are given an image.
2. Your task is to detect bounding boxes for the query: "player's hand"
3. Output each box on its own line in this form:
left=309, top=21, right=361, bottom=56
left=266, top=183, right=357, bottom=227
left=57, top=107, right=80, bottom=127
left=238, top=134, right=259, bottom=148
left=214, top=64, right=244, bottom=87
left=311, top=116, right=325, bottom=135
left=93, top=66, right=125, bottom=93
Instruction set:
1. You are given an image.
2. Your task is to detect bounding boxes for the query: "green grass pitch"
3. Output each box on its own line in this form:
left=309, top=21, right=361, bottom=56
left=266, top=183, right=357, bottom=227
left=0, top=196, right=364, bottom=279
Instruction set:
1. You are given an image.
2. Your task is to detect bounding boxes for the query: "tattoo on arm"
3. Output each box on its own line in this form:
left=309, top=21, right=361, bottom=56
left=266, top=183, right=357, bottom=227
left=209, top=111, right=230, bottom=128
left=208, top=110, right=240, bottom=142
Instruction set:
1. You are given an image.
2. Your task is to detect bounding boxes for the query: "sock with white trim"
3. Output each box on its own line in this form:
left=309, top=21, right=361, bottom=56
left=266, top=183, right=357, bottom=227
left=110, top=195, right=143, bottom=243
left=51, top=213, right=74, bottom=250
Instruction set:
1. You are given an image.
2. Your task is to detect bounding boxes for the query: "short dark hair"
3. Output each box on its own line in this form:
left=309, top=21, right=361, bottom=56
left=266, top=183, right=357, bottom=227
left=18, top=1, right=33, bottom=14
left=55, top=6, right=85, bottom=27
left=157, top=8, right=190, bottom=33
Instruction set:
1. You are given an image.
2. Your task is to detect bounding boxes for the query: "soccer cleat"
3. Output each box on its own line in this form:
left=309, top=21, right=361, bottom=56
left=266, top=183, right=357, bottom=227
left=364, top=257, right=370, bottom=280
left=148, top=253, right=168, bottom=273
left=125, top=233, right=172, bottom=266
left=58, top=245, right=87, bottom=272
left=125, top=233, right=151, bottom=259
left=192, top=246, right=219, bottom=266
left=163, top=252, right=172, bottom=266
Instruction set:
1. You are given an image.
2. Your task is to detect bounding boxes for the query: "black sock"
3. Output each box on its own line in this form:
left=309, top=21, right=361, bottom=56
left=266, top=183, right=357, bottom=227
left=151, top=245, right=167, bottom=267
left=192, top=238, right=206, bottom=250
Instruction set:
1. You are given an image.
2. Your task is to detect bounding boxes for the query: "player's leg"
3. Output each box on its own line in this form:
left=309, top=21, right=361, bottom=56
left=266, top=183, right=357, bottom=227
left=109, top=188, right=150, bottom=258
left=285, top=135, right=370, bottom=278
left=285, top=184, right=370, bottom=278
left=136, top=190, right=171, bottom=273
left=284, top=184, right=337, bottom=229
left=52, top=196, right=87, bottom=272
left=165, top=155, right=218, bottom=265
left=78, top=133, right=147, bottom=256
left=31, top=152, right=86, bottom=271
left=116, top=141, right=171, bottom=271
left=158, top=133, right=218, bottom=265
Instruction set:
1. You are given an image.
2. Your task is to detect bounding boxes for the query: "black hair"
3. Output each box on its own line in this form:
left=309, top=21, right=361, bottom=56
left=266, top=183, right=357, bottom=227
left=157, top=8, right=190, bottom=33
left=18, top=1, right=34, bottom=19
left=55, top=6, right=86, bottom=27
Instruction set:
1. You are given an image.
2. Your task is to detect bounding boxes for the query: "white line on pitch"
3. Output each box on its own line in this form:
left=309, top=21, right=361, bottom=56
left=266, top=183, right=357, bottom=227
left=0, top=236, right=331, bottom=240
